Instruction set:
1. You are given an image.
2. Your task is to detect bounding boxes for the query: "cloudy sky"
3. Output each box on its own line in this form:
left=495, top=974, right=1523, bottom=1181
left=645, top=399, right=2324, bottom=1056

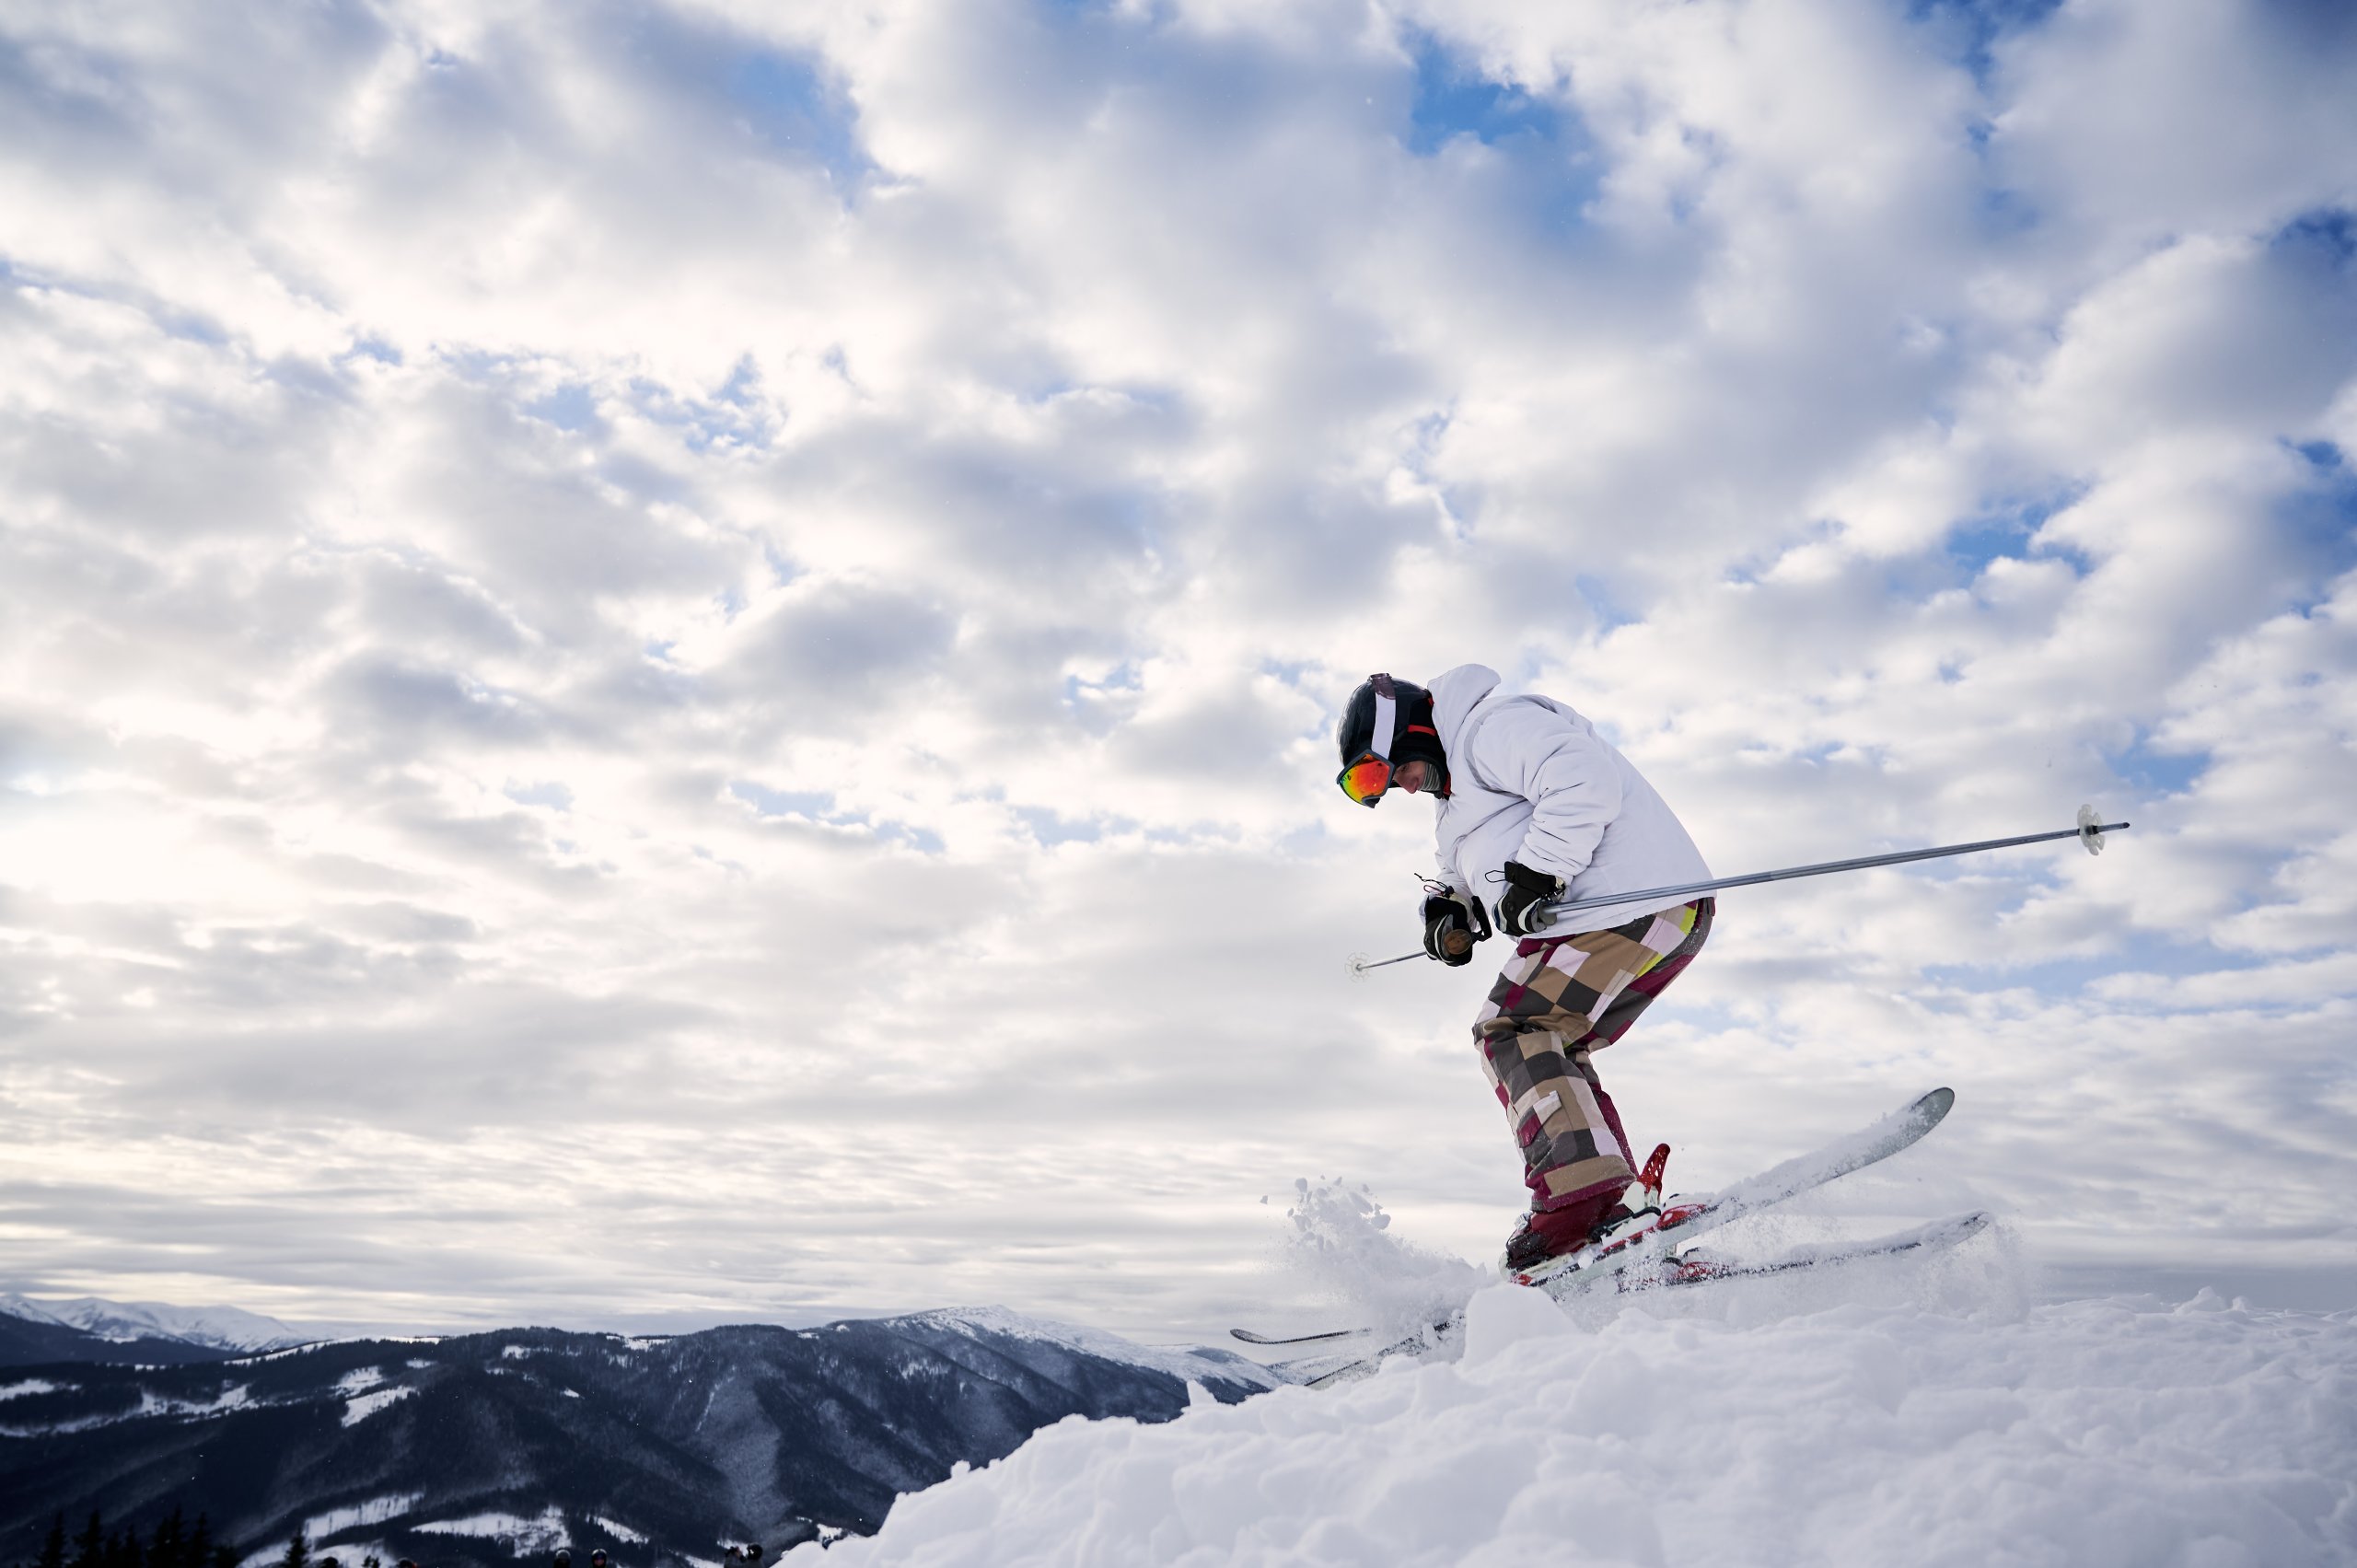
left=1, top=0, right=2352, bottom=1344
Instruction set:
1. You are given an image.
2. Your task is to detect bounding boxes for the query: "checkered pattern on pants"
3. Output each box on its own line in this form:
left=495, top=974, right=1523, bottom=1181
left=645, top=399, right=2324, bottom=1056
left=1472, top=898, right=1714, bottom=1213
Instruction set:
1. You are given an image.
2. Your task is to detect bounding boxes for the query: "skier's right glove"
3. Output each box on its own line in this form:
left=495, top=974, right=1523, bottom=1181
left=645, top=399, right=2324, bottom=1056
left=1495, top=860, right=1567, bottom=937
left=1422, top=885, right=1491, bottom=966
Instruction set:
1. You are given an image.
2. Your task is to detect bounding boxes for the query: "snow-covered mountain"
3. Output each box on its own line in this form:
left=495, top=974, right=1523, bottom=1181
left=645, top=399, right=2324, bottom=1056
left=0, top=1293, right=307, bottom=1354
left=0, top=1307, right=1277, bottom=1560
left=795, top=1283, right=2357, bottom=1566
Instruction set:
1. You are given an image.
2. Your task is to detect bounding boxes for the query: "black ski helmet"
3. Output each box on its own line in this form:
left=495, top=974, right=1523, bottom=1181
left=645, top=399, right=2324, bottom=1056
left=1336, top=674, right=1448, bottom=805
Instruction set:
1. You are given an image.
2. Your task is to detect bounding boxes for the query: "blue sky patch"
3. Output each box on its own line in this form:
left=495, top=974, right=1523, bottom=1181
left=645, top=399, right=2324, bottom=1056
left=731, top=782, right=851, bottom=822
left=730, top=782, right=946, bottom=854
left=1945, top=485, right=2091, bottom=582
left=1403, top=34, right=1563, bottom=157
left=763, top=542, right=799, bottom=587
left=338, top=337, right=401, bottom=367
left=1062, top=663, right=1142, bottom=738
left=1016, top=807, right=1122, bottom=846
left=1574, top=574, right=1638, bottom=634
left=1907, top=0, right=2067, bottom=87
left=1400, top=34, right=1596, bottom=238
left=716, top=354, right=763, bottom=408
left=528, top=383, right=598, bottom=433
left=875, top=822, right=947, bottom=854
left=728, top=50, right=870, bottom=188
left=2272, top=206, right=2356, bottom=268
left=2108, top=732, right=2209, bottom=798
left=1977, top=181, right=2039, bottom=238
left=2276, top=458, right=2357, bottom=601
left=620, top=373, right=775, bottom=456
left=505, top=780, right=575, bottom=810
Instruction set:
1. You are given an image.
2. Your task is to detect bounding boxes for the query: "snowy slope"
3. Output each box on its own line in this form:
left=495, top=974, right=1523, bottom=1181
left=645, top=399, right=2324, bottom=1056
left=0, top=1293, right=305, bottom=1353
left=788, top=1282, right=2357, bottom=1566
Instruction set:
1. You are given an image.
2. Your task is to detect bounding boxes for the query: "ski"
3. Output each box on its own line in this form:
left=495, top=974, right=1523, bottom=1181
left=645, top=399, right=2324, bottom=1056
left=1291, top=1319, right=1461, bottom=1389
left=1229, top=1325, right=1371, bottom=1347
left=1280, top=1087, right=1963, bottom=1388
left=1522, top=1086, right=1957, bottom=1298
left=1616, top=1210, right=1991, bottom=1294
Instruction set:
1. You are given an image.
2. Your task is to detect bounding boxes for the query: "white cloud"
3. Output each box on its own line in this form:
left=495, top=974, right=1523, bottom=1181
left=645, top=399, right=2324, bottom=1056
left=0, top=0, right=2352, bottom=1342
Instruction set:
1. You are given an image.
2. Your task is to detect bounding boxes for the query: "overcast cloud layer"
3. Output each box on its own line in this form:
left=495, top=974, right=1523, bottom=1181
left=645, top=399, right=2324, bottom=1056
left=2, top=0, right=2353, bottom=1342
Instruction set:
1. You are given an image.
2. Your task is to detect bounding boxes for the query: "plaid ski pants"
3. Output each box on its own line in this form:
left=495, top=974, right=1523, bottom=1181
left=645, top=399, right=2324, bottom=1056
left=1473, top=898, right=1714, bottom=1214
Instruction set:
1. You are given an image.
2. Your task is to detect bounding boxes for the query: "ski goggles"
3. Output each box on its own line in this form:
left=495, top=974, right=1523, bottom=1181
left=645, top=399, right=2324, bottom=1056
left=1337, top=751, right=1395, bottom=806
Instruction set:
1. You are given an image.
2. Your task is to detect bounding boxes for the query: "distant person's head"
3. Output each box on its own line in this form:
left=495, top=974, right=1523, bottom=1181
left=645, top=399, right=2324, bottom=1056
left=554, top=1552, right=571, bottom=1568
left=745, top=1549, right=762, bottom=1565
left=589, top=1553, right=608, bottom=1568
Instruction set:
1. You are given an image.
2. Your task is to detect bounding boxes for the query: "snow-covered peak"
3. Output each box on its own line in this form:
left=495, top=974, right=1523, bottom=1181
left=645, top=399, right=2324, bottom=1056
left=0, top=1293, right=305, bottom=1353
left=0, top=1294, right=68, bottom=1329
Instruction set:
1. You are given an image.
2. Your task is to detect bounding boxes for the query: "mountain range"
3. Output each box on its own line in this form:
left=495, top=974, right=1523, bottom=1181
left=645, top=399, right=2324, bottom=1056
left=0, top=1301, right=1278, bottom=1564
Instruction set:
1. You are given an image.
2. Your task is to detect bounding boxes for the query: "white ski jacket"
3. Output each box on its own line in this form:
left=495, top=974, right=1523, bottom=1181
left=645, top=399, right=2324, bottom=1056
left=1426, top=664, right=1712, bottom=930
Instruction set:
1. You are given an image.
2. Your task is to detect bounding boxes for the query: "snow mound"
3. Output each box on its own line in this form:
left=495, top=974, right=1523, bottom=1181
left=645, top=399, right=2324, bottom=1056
left=412, top=1509, right=566, bottom=1554
left=788, top=1286, right=2357, bottom=1567
left=340, top=1385, right=415, bottom=1426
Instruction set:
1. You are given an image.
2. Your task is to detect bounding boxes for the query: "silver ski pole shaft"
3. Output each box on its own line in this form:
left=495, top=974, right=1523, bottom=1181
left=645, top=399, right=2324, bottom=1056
left=1532, top=804, right=2128, bottom=932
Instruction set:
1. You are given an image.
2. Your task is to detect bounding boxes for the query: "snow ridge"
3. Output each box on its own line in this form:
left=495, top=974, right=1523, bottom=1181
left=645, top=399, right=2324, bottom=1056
left=909, top=1306, right=1279, bottom=1391
left=0, top=1292, right=304, bottom=1352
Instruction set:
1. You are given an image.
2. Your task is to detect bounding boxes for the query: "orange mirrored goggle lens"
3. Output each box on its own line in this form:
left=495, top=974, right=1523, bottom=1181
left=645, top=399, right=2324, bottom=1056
left=1337, top=755, right=1392, bottom=806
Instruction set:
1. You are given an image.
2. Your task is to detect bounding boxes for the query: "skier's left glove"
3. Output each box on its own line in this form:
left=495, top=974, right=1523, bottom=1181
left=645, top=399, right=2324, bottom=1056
left=1421, top=884, right=1491, bottom=966
left=1495, top=860, right=1567, bottom=937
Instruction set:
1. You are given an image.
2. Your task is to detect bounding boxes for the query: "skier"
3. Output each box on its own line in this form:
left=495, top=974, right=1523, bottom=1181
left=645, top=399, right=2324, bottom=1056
left=1336, top=666, right=1715, bottom=1273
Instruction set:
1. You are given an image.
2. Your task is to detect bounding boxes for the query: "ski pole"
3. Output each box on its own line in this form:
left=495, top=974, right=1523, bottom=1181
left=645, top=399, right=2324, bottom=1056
left=1347, top=926, right=1471, bottom=978
left=1349, top=806, right=2127, bottom=974
left=1533, top=804, right=2127, bottom=931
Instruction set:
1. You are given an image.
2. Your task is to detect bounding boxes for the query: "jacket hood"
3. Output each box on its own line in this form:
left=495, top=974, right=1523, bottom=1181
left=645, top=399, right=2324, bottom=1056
left=1428, top=664, right=1504, bottom=760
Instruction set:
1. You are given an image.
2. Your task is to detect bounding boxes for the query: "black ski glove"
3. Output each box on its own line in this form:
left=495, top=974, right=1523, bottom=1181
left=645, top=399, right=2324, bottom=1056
left=1495, top=860, right=1566, bottom=937
left=1421, top=884, right=1491, bottom=966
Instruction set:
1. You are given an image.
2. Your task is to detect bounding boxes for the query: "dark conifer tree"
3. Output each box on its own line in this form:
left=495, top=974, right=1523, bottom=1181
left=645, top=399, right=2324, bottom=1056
left=147, top=1510, right=186, bottom=1568
left=276, top=1529, right=306, bottom=1568
left=181, top=1518, right=209, bottom=1568
left=38, top=1516, right=66, bottom=1568
left=69, top=1515, right=102, bottom=1568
